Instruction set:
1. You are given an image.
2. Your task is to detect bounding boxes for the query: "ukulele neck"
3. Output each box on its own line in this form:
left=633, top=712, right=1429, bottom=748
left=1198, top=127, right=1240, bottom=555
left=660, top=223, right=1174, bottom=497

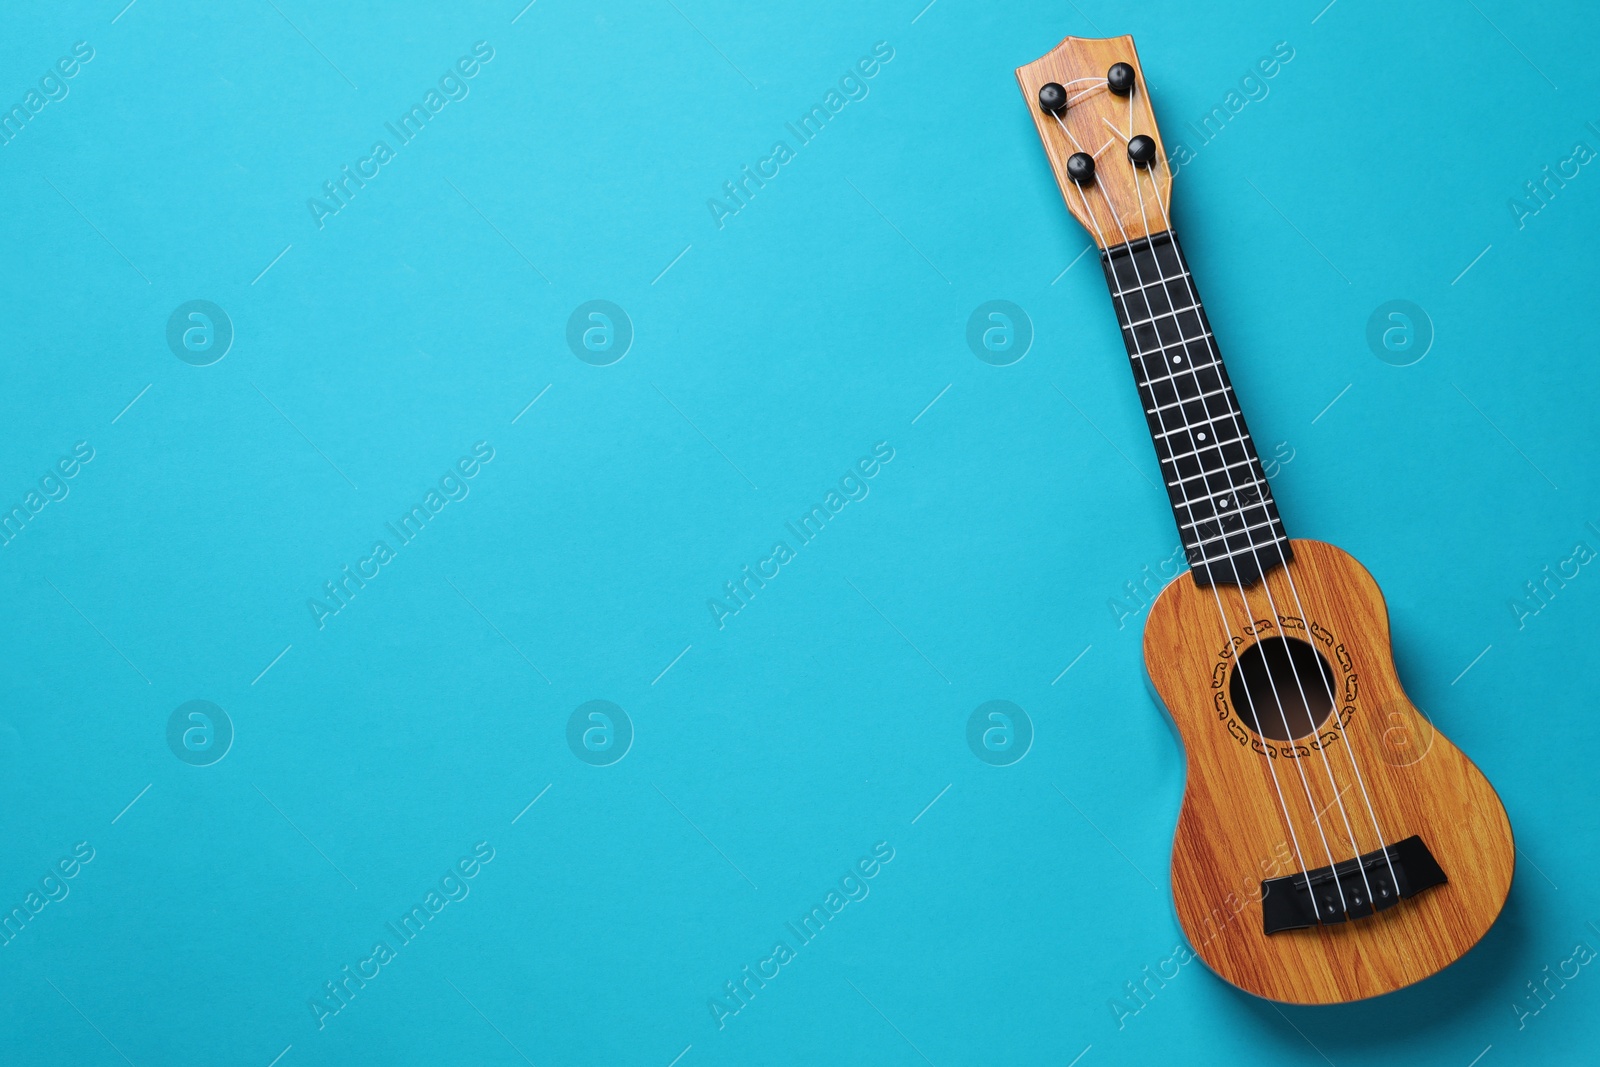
left=1099, top=229, right=1290, bottom=588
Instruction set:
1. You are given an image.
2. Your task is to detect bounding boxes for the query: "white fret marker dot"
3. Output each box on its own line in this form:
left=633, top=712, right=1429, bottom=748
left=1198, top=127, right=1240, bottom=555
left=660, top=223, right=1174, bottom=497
left=1172, top=355, right=1182, bottom=364
left=1197, top=432, right=1207, bottom=441
left=1219, top=497, right=1229, bottom=507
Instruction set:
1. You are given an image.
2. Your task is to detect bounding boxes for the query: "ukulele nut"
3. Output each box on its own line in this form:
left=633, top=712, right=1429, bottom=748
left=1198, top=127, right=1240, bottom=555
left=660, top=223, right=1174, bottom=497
left=1038, top=81, right=1068, bottom=112
left=1107, top=62, right=1136, bottom=96
left=1066, top=152, right=1095, bottom=184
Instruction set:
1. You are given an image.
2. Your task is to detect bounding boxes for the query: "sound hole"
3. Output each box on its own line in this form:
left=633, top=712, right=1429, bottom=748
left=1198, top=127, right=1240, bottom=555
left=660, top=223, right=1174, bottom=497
left=1228, top=637, right=1336, bottom=741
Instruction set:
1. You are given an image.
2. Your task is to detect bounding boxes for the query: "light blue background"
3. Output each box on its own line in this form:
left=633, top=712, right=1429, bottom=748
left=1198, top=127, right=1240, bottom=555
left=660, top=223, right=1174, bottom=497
left=1, top=1, right=1596, bottom=1064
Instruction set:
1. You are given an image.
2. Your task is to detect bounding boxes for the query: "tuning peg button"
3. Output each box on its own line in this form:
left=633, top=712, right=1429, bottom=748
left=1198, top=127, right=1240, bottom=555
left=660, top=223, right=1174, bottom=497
left=1067, top=152, right=1095, bottom=184
left=1128, top=135, right=1157, bottom=166
left=1107, top=62, right=1136, bottom=96
left=1038, top=82, right=1068, bottom=112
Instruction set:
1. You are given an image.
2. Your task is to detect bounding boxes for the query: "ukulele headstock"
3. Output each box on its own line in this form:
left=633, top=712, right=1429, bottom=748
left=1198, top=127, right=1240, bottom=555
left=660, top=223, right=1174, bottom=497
left=1015, top=35, right=1172, bottom=249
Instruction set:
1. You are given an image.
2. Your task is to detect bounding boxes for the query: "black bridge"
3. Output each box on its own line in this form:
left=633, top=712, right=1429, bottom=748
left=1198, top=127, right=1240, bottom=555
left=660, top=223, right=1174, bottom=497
left=1261, top=835, right=1447, bottom=935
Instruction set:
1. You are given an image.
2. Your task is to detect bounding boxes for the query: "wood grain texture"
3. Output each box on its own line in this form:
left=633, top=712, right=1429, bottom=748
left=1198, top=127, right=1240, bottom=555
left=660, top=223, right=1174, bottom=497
left=1015, top=35, right=1172, bottom=249
left=1144, top=539, right=1514, bottom=1003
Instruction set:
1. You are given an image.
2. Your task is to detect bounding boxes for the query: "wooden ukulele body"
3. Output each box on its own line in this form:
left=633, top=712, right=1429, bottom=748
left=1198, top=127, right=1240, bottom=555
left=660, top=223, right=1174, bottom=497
left=1144, top=539, right=1514, bottom=1003
left=1014, top=32, right=1514, bottom=1003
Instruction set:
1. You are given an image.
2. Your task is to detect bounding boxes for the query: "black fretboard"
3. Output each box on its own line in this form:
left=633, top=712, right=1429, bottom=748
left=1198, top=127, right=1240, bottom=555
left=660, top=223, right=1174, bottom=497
left=1098, top=230, right=1291, bottom=588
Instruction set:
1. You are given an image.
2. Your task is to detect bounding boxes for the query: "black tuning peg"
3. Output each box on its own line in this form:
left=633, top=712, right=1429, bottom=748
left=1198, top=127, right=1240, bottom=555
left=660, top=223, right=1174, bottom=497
left=1107, top=62, right=1136, bottom=96
left=1067, top=152, right=1095, bottom=184
left=1038, top=82, right=1067, bottom=113
left=1128, top=135, right=1157, bottom=166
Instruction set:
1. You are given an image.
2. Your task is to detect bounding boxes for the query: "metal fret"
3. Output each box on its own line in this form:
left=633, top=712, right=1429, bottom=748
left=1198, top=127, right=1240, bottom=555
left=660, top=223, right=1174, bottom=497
left=1140, top=360, right=1221, bottom=389
left=1153, top=416, right=1246, bottom=441
left=1109, top=271, right=1193, bottom=299
left=1189, top=543, right=1290, bottom=572
left=1158, top=431, right=1250, bottom=456
left=1143, top=369, right=1227, bottom=411
left=1127, top=331, right=1215, bottom=361
left=1119, top=304, right=1202, bottom=330
left=1171, top=489, right=1267, bottom=527
left=1165, top=456, right=1260, bottom=488
left=1181, top=510, right=1264, bottom=534
left=1187, top=515, right=1286, bottom=553
left=1099, top=228, right=1290, bottom=588
left=1146, top=385, right=1232, bottom=415
left=1188, top=532, right=1292, bottom=570
left=1174, top=489, right=1269, bottom=523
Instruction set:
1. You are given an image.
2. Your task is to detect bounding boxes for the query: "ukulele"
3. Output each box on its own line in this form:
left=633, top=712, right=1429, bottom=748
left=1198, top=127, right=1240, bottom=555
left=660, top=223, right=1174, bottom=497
left=1016, top=35, right=1514, bottom=1004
